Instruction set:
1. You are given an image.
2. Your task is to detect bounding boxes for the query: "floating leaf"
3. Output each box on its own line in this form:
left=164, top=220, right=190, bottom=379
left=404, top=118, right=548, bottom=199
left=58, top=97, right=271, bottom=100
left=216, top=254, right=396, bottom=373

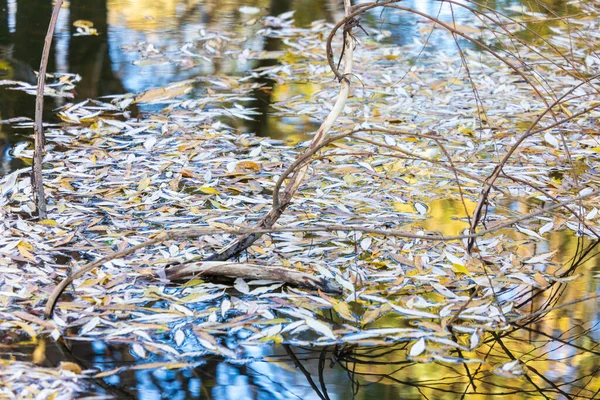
left=409, top=338, right=426, bottom=357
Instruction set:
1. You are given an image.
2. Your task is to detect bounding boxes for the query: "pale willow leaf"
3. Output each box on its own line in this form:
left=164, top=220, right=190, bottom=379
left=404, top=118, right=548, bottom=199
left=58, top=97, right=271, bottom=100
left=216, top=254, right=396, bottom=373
left=445, top=251, right=464, bottom=266
left=439, top=304, right=454, bottom=318
left=249, top=146, right=261, bottom=157
left=263, top=324, right=282, bottom=337
left=539, top=221, right=554, bottom=235
left=132, top=343, right=146, bottom=358
left=409, top=338, right=426, bottom=357
left=149, top=343, right=181, bottom=355
left=221, top=299, right=231, bottom=318
left=316, top=264, right=335, bottom=280
left=181, top=291, right=225, bottom=303
left=415, top=203, right=427, bottom=216
left=198, top=338, right=216, bottom=350
left=344, top=328, right=426, bottom=341
left=515, top=225, right=543, bottom=240
left=80, top=316, right=100, bottom=335
left=384, top=135, right=396, bottom=146
left=430, top=283, right=453, bottom=299
left=1, top=170, right=19, bottom=196
left=208, top=312, right=217, bottom=323
left=501, top=359, right=521, bottom=372
left=50, top=329, right=61, bottom=340
left=389, top=304, right=438, bottom=319
left=234, top=278, right=250, bottom=294
left=335, top=274, right=355, bottom=292
left=171, top=304, right=193, bottom=316
left=358, top=161, right=374, bottom=172
left=470, top=331, right=480, bottom=350
left=251, top=283, right=284, bottom=295
left=305, top=317, right=336, bottom=340
left=524, top=250, right=556, bottom=264
left=544, top=132, right=559, bottom=148
left=144, top=136, right=157, bottom=151
left=134, top=330, right=153, bottom=341
left=360, top=237, right=372, bottom=251
left=174, top=330, right=185, bottom=346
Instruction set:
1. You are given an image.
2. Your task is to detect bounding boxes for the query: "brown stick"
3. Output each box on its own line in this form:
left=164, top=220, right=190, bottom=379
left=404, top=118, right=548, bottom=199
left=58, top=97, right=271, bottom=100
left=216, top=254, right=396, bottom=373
left=32, top=0, right=63, bottom=219
left=165, top=261, right=342, bottom=294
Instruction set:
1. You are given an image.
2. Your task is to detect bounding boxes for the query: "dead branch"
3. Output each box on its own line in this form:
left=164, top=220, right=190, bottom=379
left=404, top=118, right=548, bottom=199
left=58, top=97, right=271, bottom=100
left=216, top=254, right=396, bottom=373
left=165, top=262, right=342, bottom=294
left=32, top=0, right=63, bottom=219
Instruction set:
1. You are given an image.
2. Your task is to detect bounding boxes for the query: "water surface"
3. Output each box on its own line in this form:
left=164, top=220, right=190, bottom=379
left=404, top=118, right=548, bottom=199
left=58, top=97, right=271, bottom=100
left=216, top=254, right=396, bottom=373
left=1, top=1, right=598, bottom=399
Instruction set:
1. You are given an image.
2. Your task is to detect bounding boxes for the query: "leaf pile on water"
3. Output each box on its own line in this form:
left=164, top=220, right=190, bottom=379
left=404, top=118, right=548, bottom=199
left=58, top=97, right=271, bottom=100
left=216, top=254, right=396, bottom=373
left=0, top=359, right=88, bottom=399
left=0, top=72, right=81, bottom=101
left=1, top=4, right=600, bottom=388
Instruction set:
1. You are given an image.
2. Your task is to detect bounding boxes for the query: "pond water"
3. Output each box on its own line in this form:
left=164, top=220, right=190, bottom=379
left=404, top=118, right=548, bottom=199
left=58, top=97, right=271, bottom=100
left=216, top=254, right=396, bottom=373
left=0, top=0, right=578, bottom=174
left=2, top=0, right=600, bottom=399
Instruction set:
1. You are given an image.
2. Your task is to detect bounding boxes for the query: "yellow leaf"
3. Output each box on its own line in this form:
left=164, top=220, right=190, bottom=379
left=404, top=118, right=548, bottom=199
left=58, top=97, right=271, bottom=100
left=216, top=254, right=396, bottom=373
left=182, top=278, right=205, bottom=288
left=250, top=245, right=267, bottom=255
left=11, top=321, right=38, bottom=341
left=452, top=263, right=472, bottom=276
left=137, top=177, right=151, bottom=191
left=209, top=199, right=228, bottom=209
left=59, top=362, right=82, bottom=374
left=260, top=335, right=284, bottom=344
left=236, top=161, right=261, bottom=172
left=39, top=219, right=58, bottom=226
left=17, top=240, right=33, bottom=251
left=73, top=20, right=94, bottom=28
left=457, top=126, right=476, bottom=136
left=362, top=307, right=382, bottom=325
left=198, top=185, right=219, bottom=195
left=32, top=340, right=46, bottom=364
left=559, top=104, right=572, bottom=117
left=280, top=51, right=300, bottom=64
left=59, top=178, right=74, bottom=191
left=17, top=241, right=35, bottom=260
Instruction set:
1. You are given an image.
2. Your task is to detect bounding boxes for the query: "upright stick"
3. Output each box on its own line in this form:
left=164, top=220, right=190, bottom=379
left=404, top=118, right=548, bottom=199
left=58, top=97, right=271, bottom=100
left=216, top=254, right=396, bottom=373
left=32, top=0, right=64, bottom=219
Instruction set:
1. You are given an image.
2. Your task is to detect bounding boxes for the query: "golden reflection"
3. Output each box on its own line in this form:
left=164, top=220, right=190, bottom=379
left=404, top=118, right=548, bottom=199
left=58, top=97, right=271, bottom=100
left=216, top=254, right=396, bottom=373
left=412, top=197, right=477, bottom=236
left=107, top=0, right=202, bottom=29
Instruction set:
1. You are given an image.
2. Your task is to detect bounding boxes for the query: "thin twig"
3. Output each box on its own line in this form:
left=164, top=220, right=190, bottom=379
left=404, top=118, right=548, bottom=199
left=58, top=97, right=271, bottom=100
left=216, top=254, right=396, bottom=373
left=32, top=0, right=63, bottom=219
